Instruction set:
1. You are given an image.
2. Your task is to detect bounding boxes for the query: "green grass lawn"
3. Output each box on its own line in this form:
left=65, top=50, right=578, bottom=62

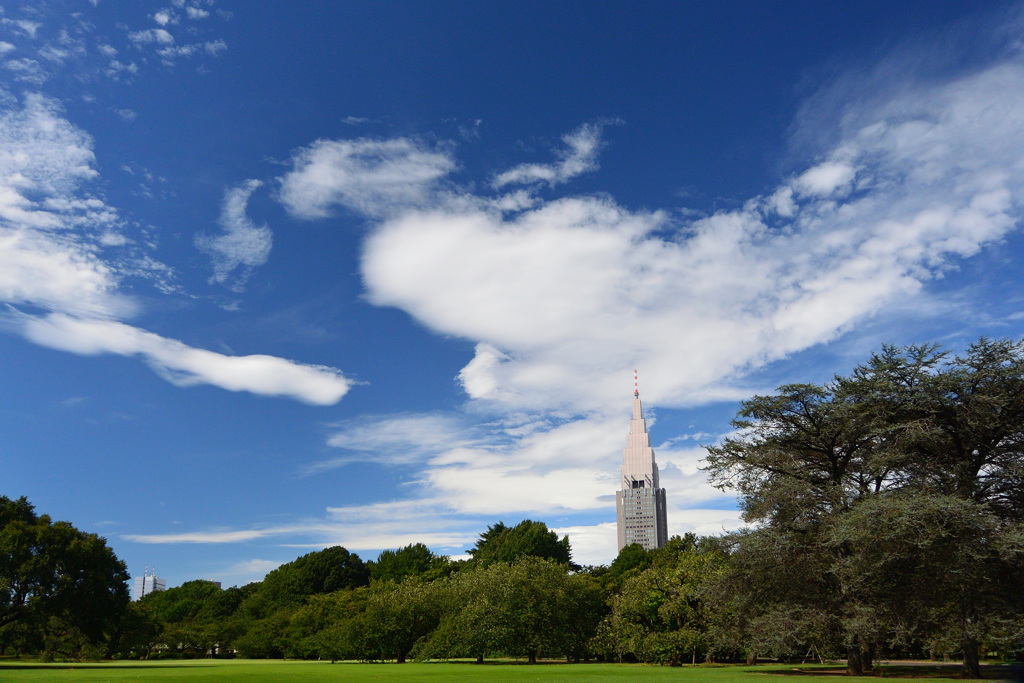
left=0, top=660, right=1017, bottom=683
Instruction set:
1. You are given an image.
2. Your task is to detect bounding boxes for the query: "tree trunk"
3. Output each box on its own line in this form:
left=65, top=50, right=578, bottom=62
left=862, top=642, right=874, bottom=672
left=396, top=649, right=406, bottom=664
left=847, top=645, right=864, bottom=676
left=746, top=650, right=757, bottom=665
left=961, top=635, right=981, bottom=679
left=528, top=652, right=537, bottom=664
left=476, top=653, right=484, bottom=664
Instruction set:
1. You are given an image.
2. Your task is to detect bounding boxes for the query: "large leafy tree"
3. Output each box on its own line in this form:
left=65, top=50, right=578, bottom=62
left=421, top=556, right=603, bottom=663
left=362, top=578, right=444, bottom=663
left=0, top=496, right=129, bottom=655
left=839, top=339, right=1024, bottom=676
left=597, top=535, right=727, bottom=666
left=469, top=519, right=573, bottom=567
left=369, top=543, right=450, bottom=583
left=258, top=546, right=369, bottom=606
left=705, top=339, right=1024, bottom=678
left=231, top=546, right=370, bottom=658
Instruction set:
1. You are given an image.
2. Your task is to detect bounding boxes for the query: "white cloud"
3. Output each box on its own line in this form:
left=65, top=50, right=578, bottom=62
left=492, top=122, right=605, bottom=188
left=304, top=413, right=478, bottom=473
left=204, top=39, right=226, bottom=55
left=126, top=529, right=272, bottom=543
left=0, top=42, right=17, bottom=56
left=794, top=160, right=856, bottom=196
left=194, top=179, right=272, bottom=289
left=112, top=107, right=136, bottom=121
left=220, top=559, right=282, bottom=585
left=129, top=28, right=175, bottom=46
left=3, top=58, right=48, bottom=84
left=0, top=93, right=352, bottom=406
left=126, top=499, right=485, bottom=556
left=362, top=56, right=1024, bottom=415
left=186, top=6, right=210, bottom=20
left=1, top=19, right=41, bottom=39
left=278, top=138, right=456, bottom=219
left=23, top=314, right=352, bottom=405
left=0, top=92, right=129, bottom=319
left=551, top=523, right=617, bottom=566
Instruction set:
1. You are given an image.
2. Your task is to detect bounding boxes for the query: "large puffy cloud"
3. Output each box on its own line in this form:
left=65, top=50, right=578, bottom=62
left=157, top=27, right=1024, bottom=564
left=278, top=138, right=456, bottom=220
left=363, top=57, right=1024, bottom=415
left=0, top=92, right=350, bottom=406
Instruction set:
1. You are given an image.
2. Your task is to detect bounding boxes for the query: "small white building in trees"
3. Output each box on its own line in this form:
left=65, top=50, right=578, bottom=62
left=132, top=568, right=166, bottom=601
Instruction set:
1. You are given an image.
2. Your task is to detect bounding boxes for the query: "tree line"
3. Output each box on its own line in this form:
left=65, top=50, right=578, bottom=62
left=2, top=339, right=1022, bottom=676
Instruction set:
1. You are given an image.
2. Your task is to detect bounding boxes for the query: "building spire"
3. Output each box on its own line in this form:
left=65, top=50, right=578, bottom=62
left=616, top=370, right=668, bottom=552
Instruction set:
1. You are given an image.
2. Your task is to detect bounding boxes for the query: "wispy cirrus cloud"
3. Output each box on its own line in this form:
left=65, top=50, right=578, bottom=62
left=23, top=314, right=351, bottom=405
left=0, top=1, right=227, bottom=86
left=0, top=92, right=351, bottom=406
left=277, top=138, right=456, bottom=220
left=492, top=122, right=606, bottom=188
left=194, top=179, right=273, bottom=290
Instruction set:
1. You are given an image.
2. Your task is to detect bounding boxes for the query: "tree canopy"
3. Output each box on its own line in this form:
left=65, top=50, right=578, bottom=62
left=0, top=496, right=129, bottom=658
left=705, top=338, right=1024, bottom=677
left=469, top=519, right=573, bottom=567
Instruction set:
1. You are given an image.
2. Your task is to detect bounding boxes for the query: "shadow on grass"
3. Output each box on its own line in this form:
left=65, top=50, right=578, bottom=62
left=0, top=664, right=206, bottom=670
left=762, top=663, right=1024, bottom=680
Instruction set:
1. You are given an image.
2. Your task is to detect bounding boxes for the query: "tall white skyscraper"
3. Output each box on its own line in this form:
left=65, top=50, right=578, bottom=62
left=615, top=371, right=668, bottom=552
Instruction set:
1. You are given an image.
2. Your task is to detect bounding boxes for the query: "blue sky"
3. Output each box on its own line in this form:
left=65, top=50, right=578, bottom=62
left=4, top=0, right=1024, bottom=587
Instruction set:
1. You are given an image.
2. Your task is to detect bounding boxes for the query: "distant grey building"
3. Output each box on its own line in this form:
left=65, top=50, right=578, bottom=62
left=615, top=372, right=668, bottom=551
left=132, top=570, right=166, bottom=601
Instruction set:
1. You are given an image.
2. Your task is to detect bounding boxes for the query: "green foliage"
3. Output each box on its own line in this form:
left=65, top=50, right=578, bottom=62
left=596, top=535, right=727, bottom=665
left=287, top=587, right=369, bottom=660
left=0, top=496, right=129, bottom=658
left=704, top=337, right=1024, bottom=677
left=258, top=546, right=369, bottom=607
left=469, top=520, right=573, bottom=567
left=363, top=579, right=445, bottom=662
left=420, top=556, right=604, bottom=662
left=369, top=543, right=451, bottom=583
left=609, top=543, right=651, bottom=577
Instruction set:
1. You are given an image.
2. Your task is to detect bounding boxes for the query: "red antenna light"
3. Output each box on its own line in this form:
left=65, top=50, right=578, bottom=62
left=634, top=369, right=639, bottom=398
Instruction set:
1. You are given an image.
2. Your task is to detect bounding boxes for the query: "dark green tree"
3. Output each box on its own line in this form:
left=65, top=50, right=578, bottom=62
left=838, top=339, right=1024, bottom=676
left=362, top=578, right=444, bottom=662
left=469, top=519, right=573, bottom=567
left=597, top=535, right=727, bottom=666
left=0, top=496, right=129, bottom=656
left=258, top=546, right=369, bottom=606
left=369, top=543, right=450, bottom=583
left=421, top=556, right=603, bottom=663
left=705, top=338, right=1024, bottom=678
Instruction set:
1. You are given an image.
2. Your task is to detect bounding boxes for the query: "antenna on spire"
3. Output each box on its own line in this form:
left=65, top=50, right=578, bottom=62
left=634, top=369, right=639, bottom=398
